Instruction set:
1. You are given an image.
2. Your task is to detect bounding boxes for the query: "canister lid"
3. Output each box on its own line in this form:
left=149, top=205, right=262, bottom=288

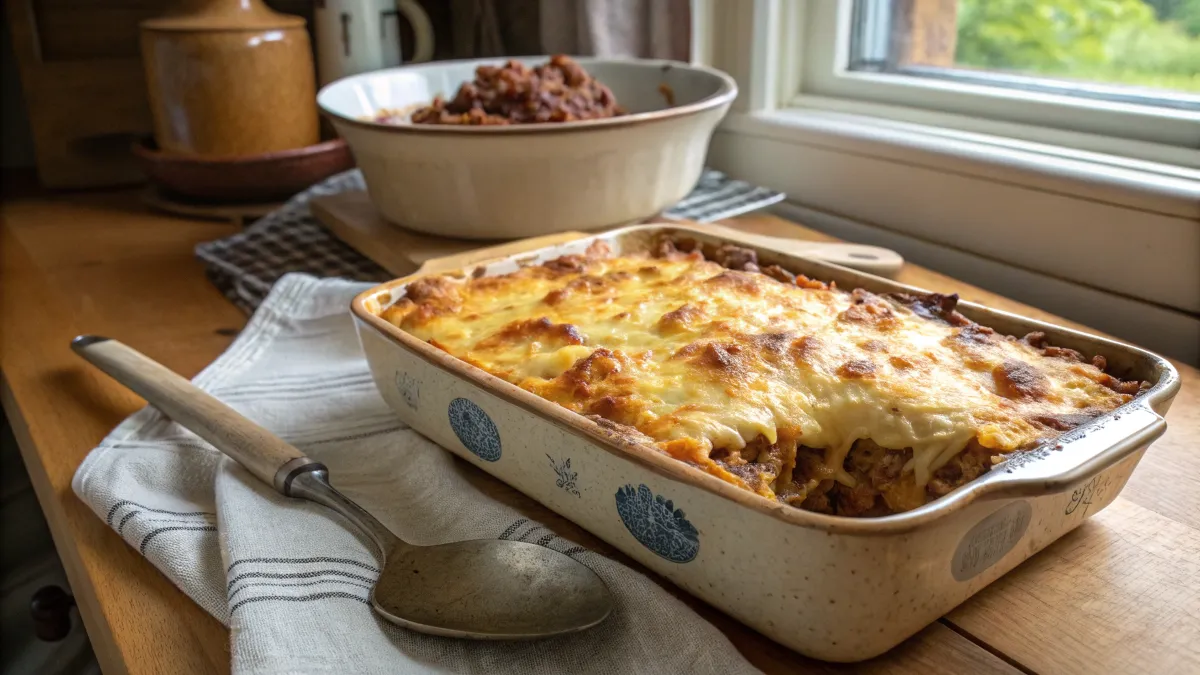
left=141, top=0, right=305, bottom=32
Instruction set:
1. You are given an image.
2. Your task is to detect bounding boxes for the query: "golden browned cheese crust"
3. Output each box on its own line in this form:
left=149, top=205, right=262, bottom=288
left=381, top=239, right=1144, bottom=516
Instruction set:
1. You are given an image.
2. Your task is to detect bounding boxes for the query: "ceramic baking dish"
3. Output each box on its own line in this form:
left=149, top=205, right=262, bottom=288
left=350, top=224, right=1180, bottom=662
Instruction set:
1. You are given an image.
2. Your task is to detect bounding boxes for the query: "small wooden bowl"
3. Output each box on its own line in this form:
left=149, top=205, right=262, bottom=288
left=133, top=137, right=355, bottom=203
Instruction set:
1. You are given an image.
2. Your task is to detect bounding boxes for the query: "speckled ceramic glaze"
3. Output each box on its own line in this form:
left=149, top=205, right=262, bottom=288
left=351, top=225, right=1180, bottom=662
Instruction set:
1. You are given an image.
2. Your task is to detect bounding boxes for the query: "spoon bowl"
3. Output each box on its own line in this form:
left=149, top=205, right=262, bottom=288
left=374, top=539, right=613, bottom=638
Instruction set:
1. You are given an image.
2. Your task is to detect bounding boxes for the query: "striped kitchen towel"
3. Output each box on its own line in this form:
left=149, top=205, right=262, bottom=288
left=71, top=274, right=760, bottom=675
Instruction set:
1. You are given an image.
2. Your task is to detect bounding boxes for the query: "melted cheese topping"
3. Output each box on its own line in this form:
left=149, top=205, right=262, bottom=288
left=382, top=246, right=1136, bottom=513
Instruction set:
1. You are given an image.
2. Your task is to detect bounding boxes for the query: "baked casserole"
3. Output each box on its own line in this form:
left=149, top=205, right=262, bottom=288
left=380, top=237, right=1146, bottom=516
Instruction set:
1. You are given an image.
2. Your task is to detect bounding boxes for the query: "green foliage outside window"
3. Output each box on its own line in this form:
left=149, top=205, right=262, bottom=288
left=955, top=0, right=1200, bottom=93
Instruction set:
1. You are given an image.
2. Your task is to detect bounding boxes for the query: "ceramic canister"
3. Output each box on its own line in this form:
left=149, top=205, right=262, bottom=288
left=141, top=0, right=320, bottom=156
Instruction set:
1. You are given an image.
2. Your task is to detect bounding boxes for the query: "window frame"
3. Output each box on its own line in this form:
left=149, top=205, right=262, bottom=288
left=695, top=0, right=1200, bottom=168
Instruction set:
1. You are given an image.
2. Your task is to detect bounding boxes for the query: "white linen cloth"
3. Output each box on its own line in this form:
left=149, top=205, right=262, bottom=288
left=72, top=274, right=759, bottom=675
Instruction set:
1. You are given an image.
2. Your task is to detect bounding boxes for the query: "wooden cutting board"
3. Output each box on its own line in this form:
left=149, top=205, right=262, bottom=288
left=310, top=190, right=904, bottom=277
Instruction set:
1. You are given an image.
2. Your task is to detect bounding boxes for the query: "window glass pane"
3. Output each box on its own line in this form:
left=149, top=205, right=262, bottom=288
left=849, top=0, right=1200, bottom=106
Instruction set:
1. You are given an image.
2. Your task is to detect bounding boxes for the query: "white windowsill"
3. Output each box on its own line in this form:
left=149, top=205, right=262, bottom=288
left=720, top=107, right=1200, bottom=219
left=769, top=201, right=1200, bottom=366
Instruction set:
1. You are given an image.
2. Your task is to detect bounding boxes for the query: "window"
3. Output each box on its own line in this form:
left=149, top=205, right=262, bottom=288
left=735, top=0, right=1200, bottom=163
left=849, top=0, right=1200, bottom=106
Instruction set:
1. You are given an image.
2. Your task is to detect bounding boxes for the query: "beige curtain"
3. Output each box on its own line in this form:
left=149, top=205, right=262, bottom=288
left=540, top=0, right=691, bottom=60
left=450, top=0, right=691, bottom=60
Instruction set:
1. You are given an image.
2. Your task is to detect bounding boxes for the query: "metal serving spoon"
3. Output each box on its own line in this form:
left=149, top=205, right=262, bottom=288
left=72, top=335, right=613, bottom=639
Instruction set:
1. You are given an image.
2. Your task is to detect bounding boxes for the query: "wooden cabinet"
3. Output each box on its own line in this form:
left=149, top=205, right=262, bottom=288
left=5, top=0, right=161, bottom=188
left=4, top=0, right=315, bottom=188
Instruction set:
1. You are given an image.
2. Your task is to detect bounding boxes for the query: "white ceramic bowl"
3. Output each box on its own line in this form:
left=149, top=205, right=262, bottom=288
left=317, top=57, right=737, bottom=240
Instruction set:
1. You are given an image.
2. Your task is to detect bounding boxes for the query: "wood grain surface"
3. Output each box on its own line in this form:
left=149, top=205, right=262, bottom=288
left=2, top=188, right=1197, bottom=674
left=310, top=190, right=905, bottom=278
left=308, top=191, right=590, bottom=276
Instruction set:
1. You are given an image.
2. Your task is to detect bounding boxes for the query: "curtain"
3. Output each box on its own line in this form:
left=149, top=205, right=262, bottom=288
left=450, top=0, right=691, bottom=60
left=540, top=0, right=691, bottom=60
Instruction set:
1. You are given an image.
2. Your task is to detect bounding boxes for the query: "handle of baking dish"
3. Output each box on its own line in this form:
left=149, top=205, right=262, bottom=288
left=70, top=336, right=325, bottom=496
left=977, top=405, right=1166, bottom=500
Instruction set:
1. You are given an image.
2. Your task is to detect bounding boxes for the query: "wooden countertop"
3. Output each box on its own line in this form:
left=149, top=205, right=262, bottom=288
left=2, top=188, right=1197, bottom=675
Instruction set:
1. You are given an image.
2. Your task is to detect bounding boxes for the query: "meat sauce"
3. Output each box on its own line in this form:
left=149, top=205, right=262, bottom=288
left=395, top=55, right=624, bottom=126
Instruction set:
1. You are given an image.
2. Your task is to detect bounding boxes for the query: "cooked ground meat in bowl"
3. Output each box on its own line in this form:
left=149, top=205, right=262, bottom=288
left=395, top=55, right=624, bottom=126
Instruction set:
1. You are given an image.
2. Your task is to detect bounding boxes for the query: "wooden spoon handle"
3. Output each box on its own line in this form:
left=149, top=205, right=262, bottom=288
left=783, top=241, right=905, bottom=276
left=698, top=223, right=905, bottom=277
left=70, top=336, right=323, bottom=495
